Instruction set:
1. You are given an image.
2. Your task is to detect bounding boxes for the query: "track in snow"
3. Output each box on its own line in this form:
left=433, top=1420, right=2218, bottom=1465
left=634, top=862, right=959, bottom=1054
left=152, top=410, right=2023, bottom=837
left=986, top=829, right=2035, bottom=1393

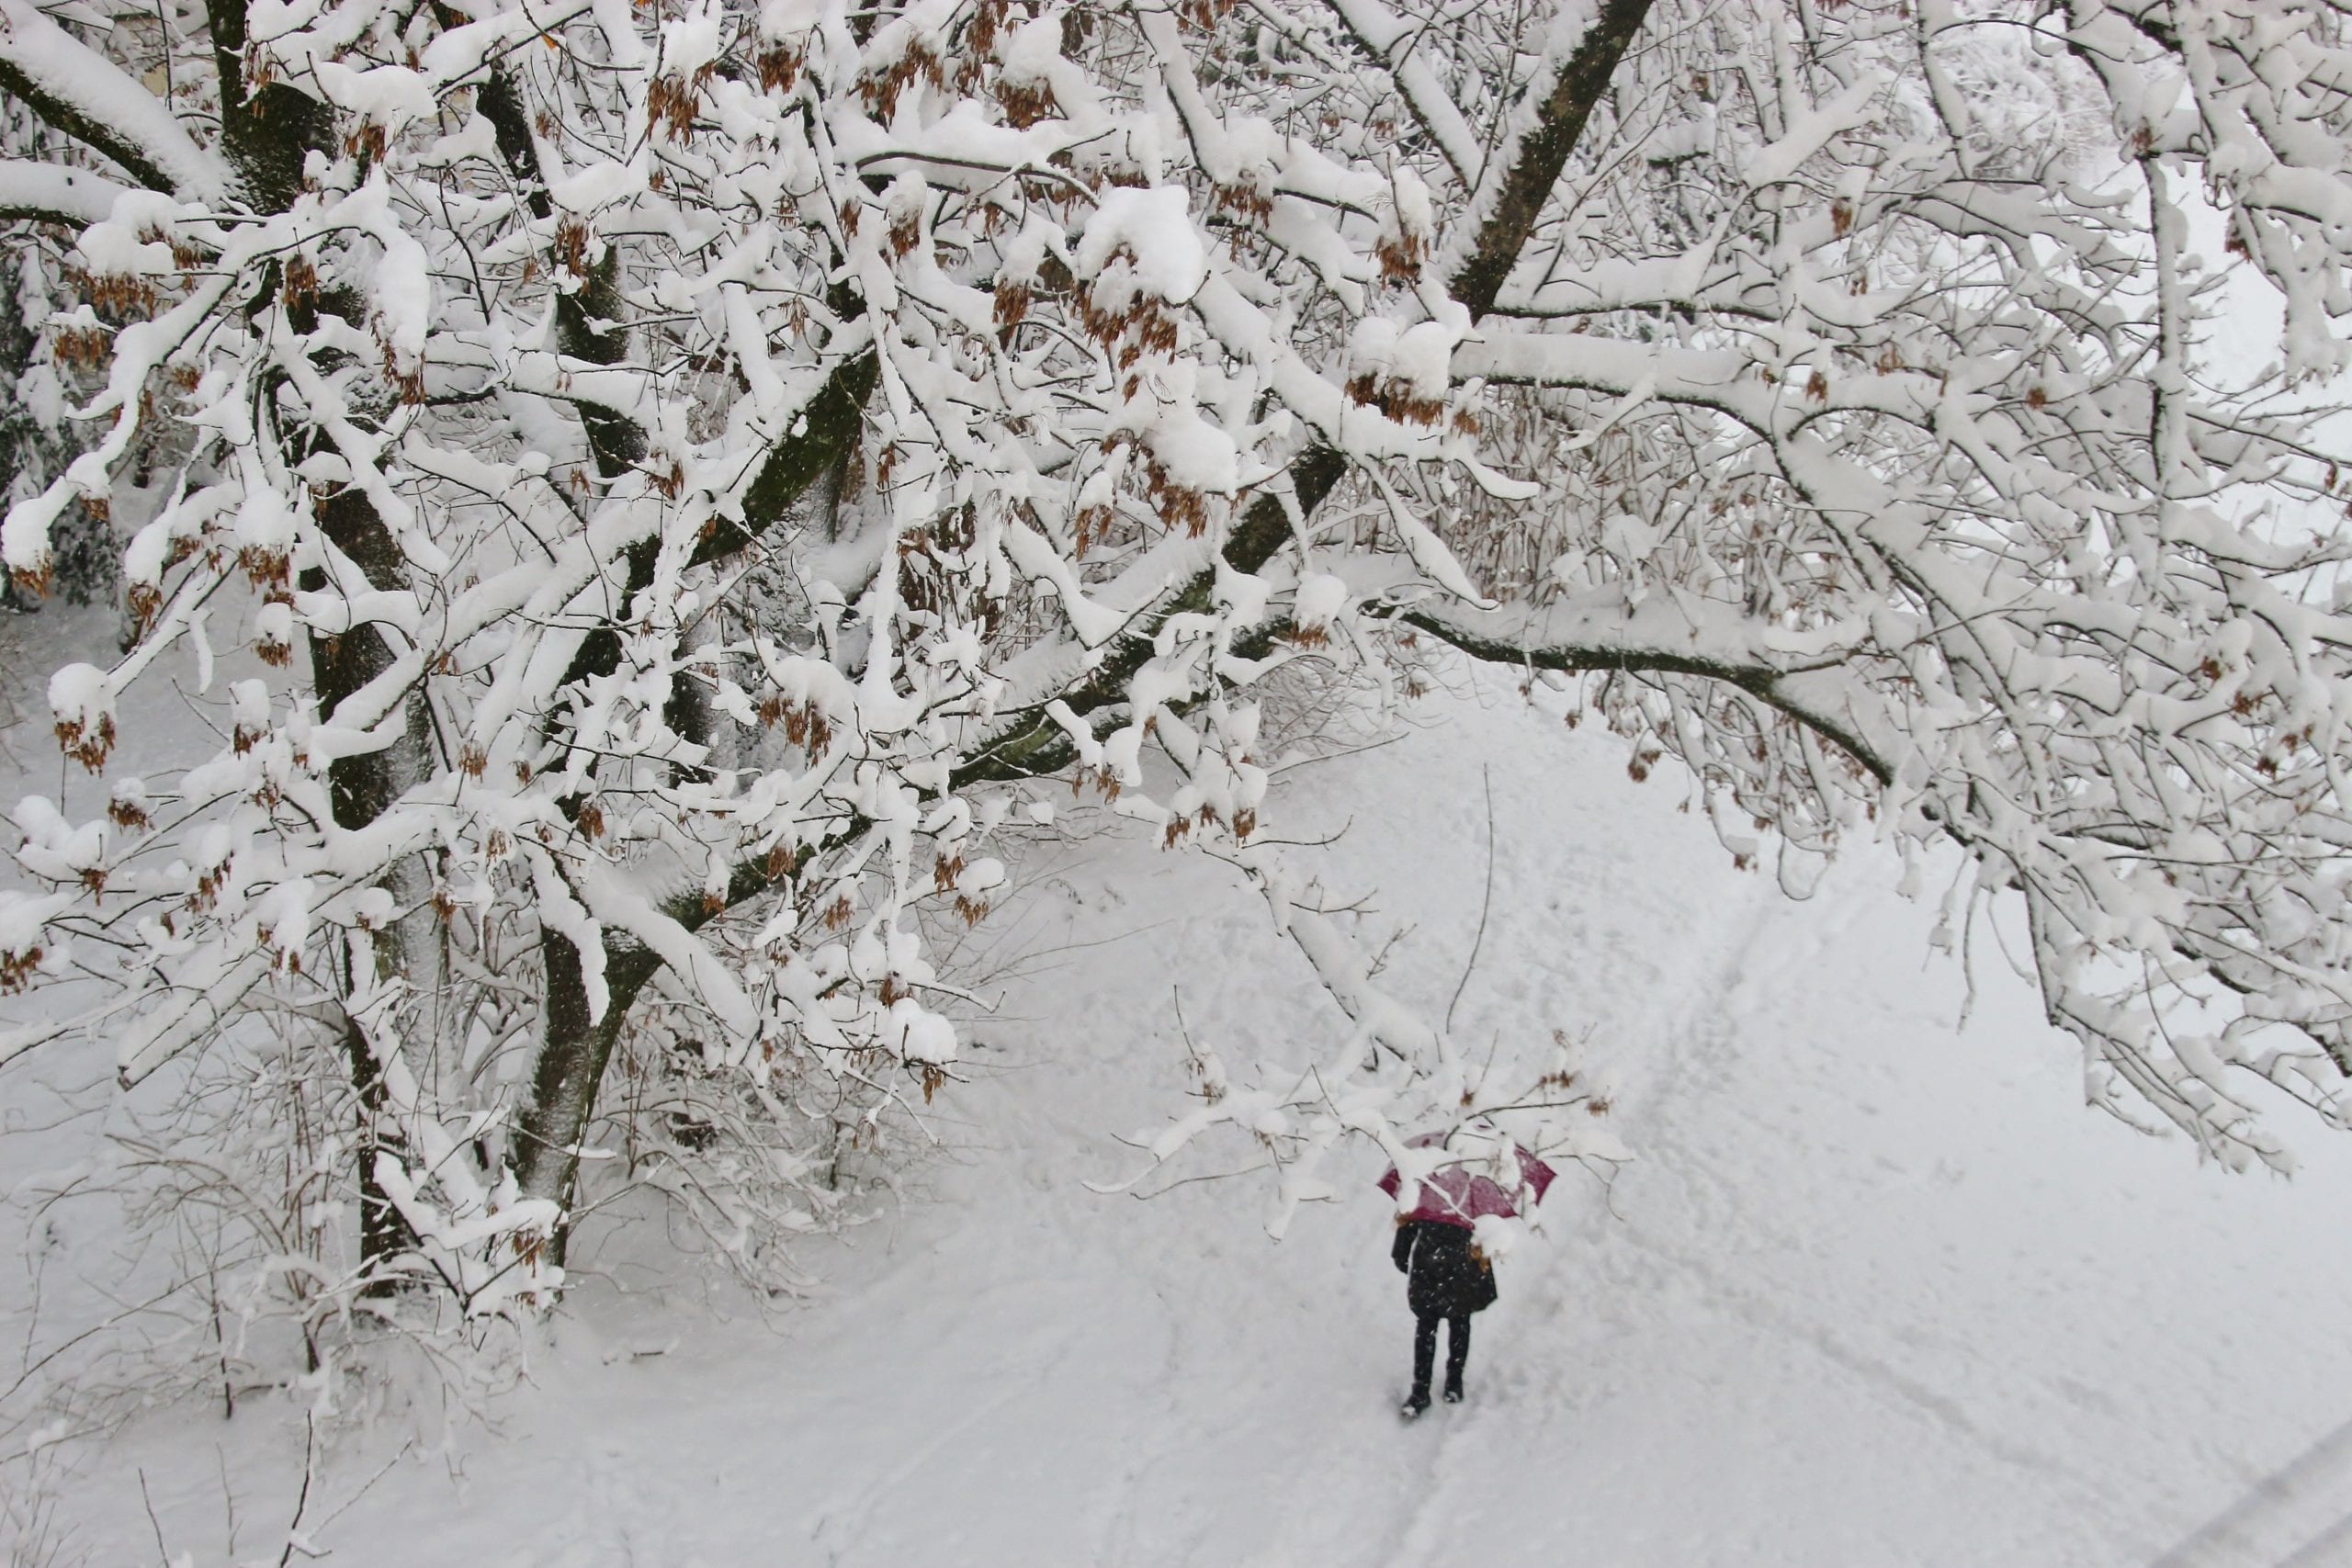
left=38, top=666, right=2352, bottom=1567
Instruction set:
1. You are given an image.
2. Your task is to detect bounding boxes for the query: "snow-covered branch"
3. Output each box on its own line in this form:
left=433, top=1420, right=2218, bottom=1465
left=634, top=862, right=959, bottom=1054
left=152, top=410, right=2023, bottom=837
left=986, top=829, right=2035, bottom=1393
left=0, top=0, right=230, bottom=200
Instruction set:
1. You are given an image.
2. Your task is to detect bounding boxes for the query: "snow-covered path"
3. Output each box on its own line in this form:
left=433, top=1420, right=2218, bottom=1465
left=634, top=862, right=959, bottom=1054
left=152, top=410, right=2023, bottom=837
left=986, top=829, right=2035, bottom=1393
left=62, top=671, right=2352, bottom=1566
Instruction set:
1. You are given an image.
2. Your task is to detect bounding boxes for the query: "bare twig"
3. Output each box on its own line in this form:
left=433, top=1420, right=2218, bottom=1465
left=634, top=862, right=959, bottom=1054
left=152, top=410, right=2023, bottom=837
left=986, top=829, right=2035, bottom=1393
left=1446, top=764, right=1498, bottom=1034
left=216, top=1442, right=240, bottom=1559
left=277, top=1413, right=316, bottom=1568
left=137, top=1470, right=170, bottom=1568
left=313, top=1438, right=413, bottom=1533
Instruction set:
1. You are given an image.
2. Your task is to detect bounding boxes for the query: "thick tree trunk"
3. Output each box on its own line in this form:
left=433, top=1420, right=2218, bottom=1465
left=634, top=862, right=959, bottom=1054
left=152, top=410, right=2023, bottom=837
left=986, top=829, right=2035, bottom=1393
left=198, top=0, right=452, bottom=1289
left=203, top=0, right=334, bottom=211
left=510, top=933, right=662, bottom=1268
left=303, top=490, right=441, bottom=1286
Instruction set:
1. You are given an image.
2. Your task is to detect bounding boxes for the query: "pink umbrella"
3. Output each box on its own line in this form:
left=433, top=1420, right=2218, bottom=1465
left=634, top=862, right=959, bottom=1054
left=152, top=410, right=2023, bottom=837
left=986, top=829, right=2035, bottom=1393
left=1377, top=1131, right=1557, bottom=1230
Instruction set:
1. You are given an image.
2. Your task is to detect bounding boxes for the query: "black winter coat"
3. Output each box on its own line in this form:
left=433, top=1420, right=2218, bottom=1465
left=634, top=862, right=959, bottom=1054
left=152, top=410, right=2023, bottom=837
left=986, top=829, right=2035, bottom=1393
left=1392, top=1220, right=1497, bottom=1318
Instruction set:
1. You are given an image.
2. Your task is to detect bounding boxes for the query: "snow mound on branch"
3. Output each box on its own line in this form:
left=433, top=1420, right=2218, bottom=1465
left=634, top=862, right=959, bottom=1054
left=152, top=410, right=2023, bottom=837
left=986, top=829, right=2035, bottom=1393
left=1349, top=317, right=1455, bottom=401
left=1075, top=187, right=1207, bottom=309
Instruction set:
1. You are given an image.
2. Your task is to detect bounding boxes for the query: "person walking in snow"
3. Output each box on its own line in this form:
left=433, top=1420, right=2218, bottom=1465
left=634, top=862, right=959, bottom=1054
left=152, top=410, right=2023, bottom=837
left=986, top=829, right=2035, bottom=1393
left=1392, top=1217, right=1496, bottom=1417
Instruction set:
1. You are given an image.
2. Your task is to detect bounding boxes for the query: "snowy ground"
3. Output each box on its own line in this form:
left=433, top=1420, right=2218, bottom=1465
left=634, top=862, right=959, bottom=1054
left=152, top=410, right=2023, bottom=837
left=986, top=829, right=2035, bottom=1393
left=26, top=657, right=2352, bottom=1567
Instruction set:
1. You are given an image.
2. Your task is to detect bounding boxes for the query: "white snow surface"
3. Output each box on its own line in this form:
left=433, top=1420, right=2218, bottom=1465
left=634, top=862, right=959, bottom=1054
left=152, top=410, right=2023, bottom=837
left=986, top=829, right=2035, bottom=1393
left=31, top=660, right=2352, bottom=1566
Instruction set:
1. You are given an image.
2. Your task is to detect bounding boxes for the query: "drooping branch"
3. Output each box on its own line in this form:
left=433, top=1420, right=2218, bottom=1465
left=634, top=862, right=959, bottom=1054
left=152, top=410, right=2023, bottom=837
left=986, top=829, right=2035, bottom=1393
left=1388, top=595, right=1898, bottom=787
left=0, top=161, right=130, bottom=226
left=0, top=0, right=230, bottom=200
left=492, top=0, right=1642, bottom=1225
left=959, top=4, right=1663, bottom=787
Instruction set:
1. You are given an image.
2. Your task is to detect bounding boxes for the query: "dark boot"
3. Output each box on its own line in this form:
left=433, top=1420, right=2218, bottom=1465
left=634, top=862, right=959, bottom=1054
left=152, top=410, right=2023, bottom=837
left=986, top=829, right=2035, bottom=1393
left=1405, top=1312, right=1440, bottom=1416
left=1442, top=1314, right=1470, bottom=1403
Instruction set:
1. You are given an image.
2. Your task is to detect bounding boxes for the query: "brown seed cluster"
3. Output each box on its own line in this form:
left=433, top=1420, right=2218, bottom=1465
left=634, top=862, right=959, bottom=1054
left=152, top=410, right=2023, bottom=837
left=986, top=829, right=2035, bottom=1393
left=554, top=214, right=594, bottom=278
left=1139, top=451, right=1208, bottom=536
left=1163, top=800, right=1254, bottom=847
left=50, top=321, right=111, bottom=370
left=189, top=854, right=231, bottom=912
left=1374, top=226, right=1427, bottom=285
left=887, top=206, right=922, bottom=259
left=257, top=921, right=303, bottom=972
left=756, top=43, right=804, bottom=93
left=648, top=63, right=715, bottom=143
left=992, top=277, right=1032, bottom=329
left=78, top=268, right=157, bottom=317
left=240, top=542, right=290, bottom=592
left=998, top=77, right=1058, bottom=129
left=55, top=710, right=115, bottom=772
left=1072, top=764, right=1122, bottom=802
left=375, top=326, right=425, bottom=405
left=758, top=694, right=834, bottom=751
left=860, top=39, right=945, bottom=120
left=1079, top=250, right=1181, bottom=372
left=282, top=253, right=318, bottom=313
left=1212, top=181, right=1274, bottom=225
left=343, top=121, right=390, bottom=164
left=1073, top=502, right=1113, bottom=558
left=1095, top=434, right=1211, bottom=539
left=966, top=0, right=1014, bottom=52
left=1343, top=372, right=1448, bottom=429
left=10, top=559, right=52, bottom=598
left=0, top=943, right=44, bottom=994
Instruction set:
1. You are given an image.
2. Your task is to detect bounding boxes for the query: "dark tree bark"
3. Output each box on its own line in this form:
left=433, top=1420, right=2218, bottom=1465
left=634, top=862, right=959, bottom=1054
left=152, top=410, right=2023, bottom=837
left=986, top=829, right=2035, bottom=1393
left=1447, top=0, right=1659, bottom=323
left=509, top=938, right=662, bottom=1265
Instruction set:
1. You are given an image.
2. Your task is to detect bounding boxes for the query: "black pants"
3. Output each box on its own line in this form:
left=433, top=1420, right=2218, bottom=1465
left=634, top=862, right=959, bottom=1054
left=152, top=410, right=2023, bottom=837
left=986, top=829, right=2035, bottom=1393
left=1411, top=1312, right=1471, bottom=1401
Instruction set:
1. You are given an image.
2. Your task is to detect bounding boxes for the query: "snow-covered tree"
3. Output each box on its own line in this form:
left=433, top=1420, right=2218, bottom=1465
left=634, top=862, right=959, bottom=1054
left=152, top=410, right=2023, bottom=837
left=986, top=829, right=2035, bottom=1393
left=0, top=96, right=118, bottom=607
left=4, top=0, right=2352, bottom=1315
